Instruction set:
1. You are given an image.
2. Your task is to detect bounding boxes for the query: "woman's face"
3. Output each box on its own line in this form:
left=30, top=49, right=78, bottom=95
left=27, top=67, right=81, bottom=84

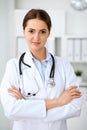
left=23, top=19, right=50, bottom=53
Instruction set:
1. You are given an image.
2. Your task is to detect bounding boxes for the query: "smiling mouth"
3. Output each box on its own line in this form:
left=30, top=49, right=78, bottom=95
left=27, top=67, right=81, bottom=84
left=32, top=42, right=40, bottom=45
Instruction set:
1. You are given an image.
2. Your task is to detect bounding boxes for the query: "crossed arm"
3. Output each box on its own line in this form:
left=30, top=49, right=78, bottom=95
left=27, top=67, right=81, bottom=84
left=8, top=86, right=81, bottom=110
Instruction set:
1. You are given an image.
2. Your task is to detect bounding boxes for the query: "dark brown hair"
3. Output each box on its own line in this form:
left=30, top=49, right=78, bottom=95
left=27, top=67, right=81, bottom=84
left=22, top=9, right=52, bottom=32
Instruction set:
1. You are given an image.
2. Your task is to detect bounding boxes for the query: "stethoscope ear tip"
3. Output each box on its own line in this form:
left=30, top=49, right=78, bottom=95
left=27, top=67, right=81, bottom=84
left=27, top=93, right=36, bottom=96
left=27, top=93, right=31, bottom=95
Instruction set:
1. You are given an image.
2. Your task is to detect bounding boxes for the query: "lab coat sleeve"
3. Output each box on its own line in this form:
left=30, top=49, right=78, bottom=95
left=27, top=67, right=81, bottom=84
left=44, top=59, right=84, bottom=122
left=0, top=60, right=46, bottom=121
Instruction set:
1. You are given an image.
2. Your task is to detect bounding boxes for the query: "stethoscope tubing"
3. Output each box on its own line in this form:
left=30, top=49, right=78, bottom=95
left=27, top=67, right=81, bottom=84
left=18, top=52, right=55, bottom=97
left=19, top=52, right=55, bottom=78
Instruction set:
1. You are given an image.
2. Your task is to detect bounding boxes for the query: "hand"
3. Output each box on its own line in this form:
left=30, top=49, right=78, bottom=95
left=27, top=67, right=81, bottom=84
left=8, top=86, right=23, bottom=100
left=57, top=86, right=81, bottom=106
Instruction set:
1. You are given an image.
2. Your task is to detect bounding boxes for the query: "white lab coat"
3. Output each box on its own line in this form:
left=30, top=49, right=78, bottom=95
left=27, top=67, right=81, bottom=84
left=0, top=50, right=83, bottom=130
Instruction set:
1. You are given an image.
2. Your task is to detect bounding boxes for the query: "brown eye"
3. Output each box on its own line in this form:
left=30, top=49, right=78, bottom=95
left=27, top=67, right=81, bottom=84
left=41, top=30, right=46, bottom=34
left=28, top=29, right=34, bottom=33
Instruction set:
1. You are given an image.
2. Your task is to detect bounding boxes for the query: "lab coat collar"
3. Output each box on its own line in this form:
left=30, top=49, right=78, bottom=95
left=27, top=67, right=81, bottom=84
left=29, top=48, right=51, bottom=61
left=23, top=50, right=34, bottom=67
left=24, top=48, right=52, bottom=65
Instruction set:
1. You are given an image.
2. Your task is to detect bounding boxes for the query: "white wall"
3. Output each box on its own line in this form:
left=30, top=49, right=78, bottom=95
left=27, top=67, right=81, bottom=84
left=0, top=0, right=15, bottom=82
left=0, top=0, right=87, bottom=130
left=15, top=0, right=87, bottom=35
left=0, top=0, right=9, bottom=82
left=15, top=0, right=85, bottom=11
left=0, top=0, right=15, bottom=130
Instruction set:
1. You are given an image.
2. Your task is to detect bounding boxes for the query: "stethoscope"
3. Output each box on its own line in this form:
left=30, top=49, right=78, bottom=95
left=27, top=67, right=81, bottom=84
left=19, top=52, right=55, bottom=98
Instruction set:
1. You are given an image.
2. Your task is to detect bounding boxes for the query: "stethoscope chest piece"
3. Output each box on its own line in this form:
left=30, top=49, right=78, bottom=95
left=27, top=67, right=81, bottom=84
left=48, top=78, right=55, bottom=87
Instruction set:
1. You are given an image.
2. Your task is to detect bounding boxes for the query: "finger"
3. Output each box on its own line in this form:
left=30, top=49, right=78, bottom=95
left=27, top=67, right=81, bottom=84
left=8, top=91, right=19, bottom=98
left=9, top=86, right=18, bottom=91
left=8, top=88, right=22, bottom=99
left=9, top=91, right=22, bottom=99
left=70, top=89, right=81, bottom=94
left=68, top=86, right=78, bottom=90
left=8, top=89, right=19, bottom=95
left=70, top=90, right=81, bottom=97
left=72, top=94, right=81, bottom=99
left=71, top=92, right=81, bottom=96
left=8, top=87, right=19, bottom=94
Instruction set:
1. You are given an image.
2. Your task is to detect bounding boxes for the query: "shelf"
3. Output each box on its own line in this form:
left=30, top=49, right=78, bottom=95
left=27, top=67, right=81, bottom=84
left=80, top=82, right=87, bottom=87
left=62, top=35, right=87, bottom=62
left=71, top=61, right=87, bottom=63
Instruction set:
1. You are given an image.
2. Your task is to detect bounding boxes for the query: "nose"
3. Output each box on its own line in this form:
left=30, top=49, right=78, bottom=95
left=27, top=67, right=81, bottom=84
left=34, top=32, right=40, bottom=41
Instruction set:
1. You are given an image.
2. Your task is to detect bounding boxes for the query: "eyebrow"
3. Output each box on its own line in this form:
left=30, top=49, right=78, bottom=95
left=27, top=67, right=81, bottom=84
left=28, top=28, right=47, bottom=31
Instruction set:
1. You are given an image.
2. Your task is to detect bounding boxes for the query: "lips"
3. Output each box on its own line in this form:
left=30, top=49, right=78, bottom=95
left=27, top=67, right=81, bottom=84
left=32, top=42, right=40, bottom=46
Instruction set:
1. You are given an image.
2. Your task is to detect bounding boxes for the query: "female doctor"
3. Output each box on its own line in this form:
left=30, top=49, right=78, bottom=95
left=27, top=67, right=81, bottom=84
left=0, top=9, right=82, bottom=130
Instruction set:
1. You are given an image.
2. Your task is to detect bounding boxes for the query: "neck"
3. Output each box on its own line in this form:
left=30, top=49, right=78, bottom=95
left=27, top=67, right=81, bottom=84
left=31, top=47, right=46, bottom=62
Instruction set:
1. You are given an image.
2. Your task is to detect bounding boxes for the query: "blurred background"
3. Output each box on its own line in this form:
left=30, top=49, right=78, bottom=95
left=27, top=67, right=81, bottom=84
left=0, top=0, right=87, bottom=129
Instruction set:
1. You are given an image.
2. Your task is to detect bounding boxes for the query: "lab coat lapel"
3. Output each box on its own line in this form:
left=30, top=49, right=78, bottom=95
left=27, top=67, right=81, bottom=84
left=45, top=60, right=52, bottom=87
left=23, top=51, right=44, bottom=89
left=44, top=59, right=56, bottom=99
